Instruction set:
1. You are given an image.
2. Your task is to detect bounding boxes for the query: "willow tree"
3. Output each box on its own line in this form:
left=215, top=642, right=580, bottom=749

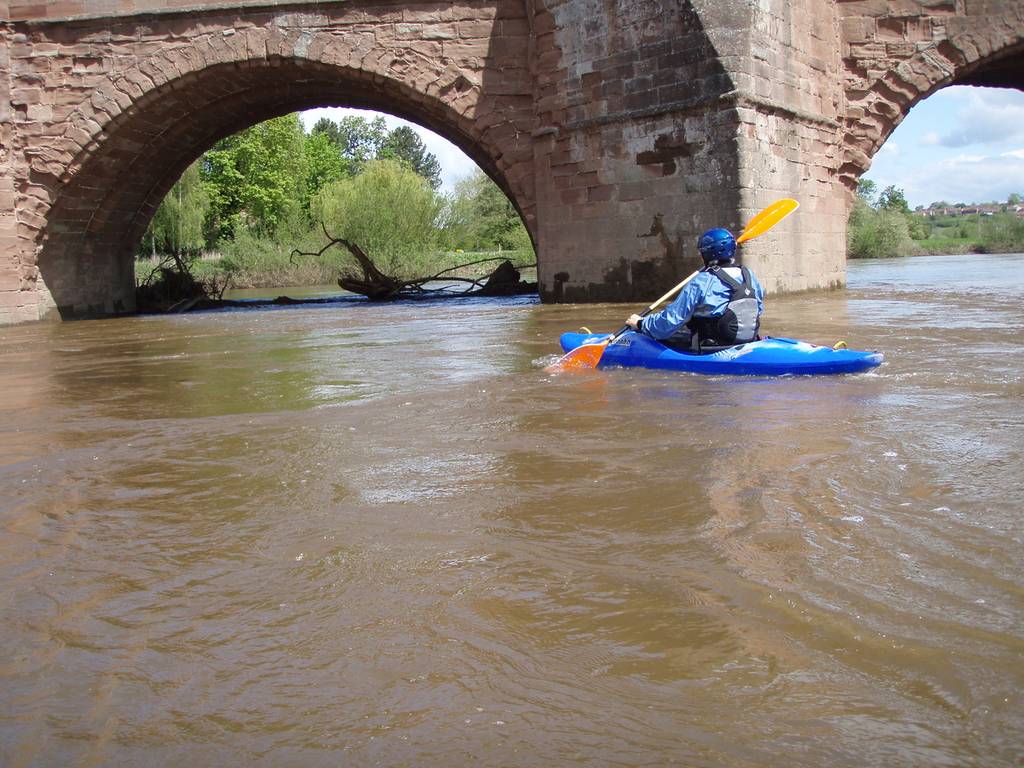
left=312, top=158, right=444, bottom=277
left=444, top=170, right=532, bottom=252
left=143, top=161, right=210, bottom=256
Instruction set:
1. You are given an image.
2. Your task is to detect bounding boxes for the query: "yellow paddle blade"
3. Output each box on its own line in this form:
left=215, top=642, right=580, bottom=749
left=544, top=338, right=611, bottom=372
left=736, top=198, right=799, bottom=244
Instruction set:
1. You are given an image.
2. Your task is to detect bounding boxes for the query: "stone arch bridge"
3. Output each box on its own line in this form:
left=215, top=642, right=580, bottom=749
left=0, top=0, right=1021, bottom=324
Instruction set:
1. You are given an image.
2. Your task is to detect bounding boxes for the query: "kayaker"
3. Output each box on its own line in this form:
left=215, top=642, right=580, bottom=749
left=625, top=228, right=765, bottom=351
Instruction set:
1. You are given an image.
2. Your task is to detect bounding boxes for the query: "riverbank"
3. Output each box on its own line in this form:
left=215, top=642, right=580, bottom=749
left=136, top=247, right=537, bottom=291
left=850, top=202, right=1024, bottom=259
left=851, top=240, right=1024, bottom=258
left=919, top=240, right=1024, bottom=255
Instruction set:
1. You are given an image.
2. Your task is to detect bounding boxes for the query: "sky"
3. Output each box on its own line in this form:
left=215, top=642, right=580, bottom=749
left=304, top=85, right=1024, bottom=207
left=861, top=85, right=1024, bottom=209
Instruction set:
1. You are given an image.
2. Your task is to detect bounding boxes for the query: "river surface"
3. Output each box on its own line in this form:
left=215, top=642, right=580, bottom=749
left=1, top=253, right=1022, bottom=767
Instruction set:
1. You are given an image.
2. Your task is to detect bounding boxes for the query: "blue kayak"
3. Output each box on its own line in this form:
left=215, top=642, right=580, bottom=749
left=559, top=332, right=883, bottom=376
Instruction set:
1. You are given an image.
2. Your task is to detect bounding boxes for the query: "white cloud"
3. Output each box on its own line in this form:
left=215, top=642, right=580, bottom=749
left=866, top=88, right=1024, bottom=207
left=900, top=151, right=1024, bottom=205
left=878, top=141, right=900, bottom=156
left=937, top=89, right=1024, bottom=148
left=948, top=152, right=987, bottom=164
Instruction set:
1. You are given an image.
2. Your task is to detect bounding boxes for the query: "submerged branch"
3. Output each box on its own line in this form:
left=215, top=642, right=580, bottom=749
left=289, top=225, right=537, bottom=301
left=136, top=249, right=230, bottom=312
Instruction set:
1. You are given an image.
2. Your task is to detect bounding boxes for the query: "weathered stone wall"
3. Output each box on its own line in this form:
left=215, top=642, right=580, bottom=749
left=2, top=2, right=535, bottom=322
left=5, top=0, right=347, bottom=21
left=0, top=0, right=1021, bottom=324
left=729, top=0, right=848, bottom=294
left=1, top=18, right=39, bottom=324
left=530, top=0, right=853, bottom=299
left=531, top=0, right=743, bottom=302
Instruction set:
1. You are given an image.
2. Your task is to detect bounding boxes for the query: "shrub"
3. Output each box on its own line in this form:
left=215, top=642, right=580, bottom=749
left=312, top=159, right=444, bottom=278
left=847, top=197, right=919, bottom=259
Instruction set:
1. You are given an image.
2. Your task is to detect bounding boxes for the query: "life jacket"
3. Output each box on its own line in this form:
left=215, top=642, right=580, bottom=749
left=687, top=265, right=760, bottom=347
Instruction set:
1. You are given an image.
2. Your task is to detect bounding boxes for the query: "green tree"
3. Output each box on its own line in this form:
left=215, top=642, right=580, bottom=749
left=203, top=114, right=307, bottom=241
left=847, top=181, right=917, bottom=258
left=310, top=115, right=442, bottom=188
left=878, top=185, right=909, bottom=212
left=310, top=116, right=343, bottom=147
left=335, top=115, right=389, bottom=173
left=972, top=212, right=1024, bottom=253
left=379, top=125, right=442, bottom=188
left=312, top=158, right=444, bottom=276
left=909, top=214, right=930, bottom=240
left=303, top=130, right=347, bottom=205
left=143, top=161, right=210, bottom=255
left=309, top=114, right=390, bottom=175
left=848, top=204, right=915, bottom=259
left=444, top=170, right=532, bottom=251
left=856, top=178, right=878, bottom=206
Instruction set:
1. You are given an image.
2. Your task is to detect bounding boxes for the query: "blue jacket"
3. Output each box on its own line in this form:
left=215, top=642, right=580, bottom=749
left=638, top=266, right=764, bottom=340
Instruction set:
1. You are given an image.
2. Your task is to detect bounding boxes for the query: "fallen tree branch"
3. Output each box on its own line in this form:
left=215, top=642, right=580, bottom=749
left=289, top=224, right=537, bottom=300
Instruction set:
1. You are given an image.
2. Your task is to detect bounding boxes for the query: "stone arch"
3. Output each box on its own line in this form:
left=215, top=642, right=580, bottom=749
left=30, top=21, right=536, bottom=317
left=839, top=7, right=1024, bottom=192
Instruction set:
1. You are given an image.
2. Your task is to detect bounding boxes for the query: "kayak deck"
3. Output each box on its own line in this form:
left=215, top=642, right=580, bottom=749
left=558, top=332, right=884, bottom=376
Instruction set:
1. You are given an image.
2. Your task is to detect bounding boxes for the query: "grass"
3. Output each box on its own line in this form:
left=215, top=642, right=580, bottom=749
left=913, top=236, right=982, bottom=255
left=136, top=247, right=537, bottom=291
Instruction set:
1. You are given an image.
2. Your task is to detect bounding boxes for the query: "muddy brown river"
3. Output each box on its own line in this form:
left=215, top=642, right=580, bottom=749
left=1, top=253, right=1022, bottom=767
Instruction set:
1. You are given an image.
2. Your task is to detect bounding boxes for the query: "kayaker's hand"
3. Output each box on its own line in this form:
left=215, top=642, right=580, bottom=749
left=626, top=314, right=643, bottom=331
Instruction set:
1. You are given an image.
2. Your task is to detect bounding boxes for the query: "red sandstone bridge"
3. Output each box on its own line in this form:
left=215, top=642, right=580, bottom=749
left=0, top=0, right=1021, bottom=324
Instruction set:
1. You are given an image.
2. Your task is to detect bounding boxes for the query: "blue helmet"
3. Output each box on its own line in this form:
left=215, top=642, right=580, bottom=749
left=698, top=228, right=737, bottom=264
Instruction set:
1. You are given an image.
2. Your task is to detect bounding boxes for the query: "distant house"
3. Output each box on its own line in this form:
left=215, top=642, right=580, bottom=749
left=913, top=202, right=1012, bottom=217
left=914, top=206, right=956, bottom=216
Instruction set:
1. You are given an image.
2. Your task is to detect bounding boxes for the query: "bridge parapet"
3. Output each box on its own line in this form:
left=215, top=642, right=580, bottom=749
left=5, top=0, right=351, bottom=22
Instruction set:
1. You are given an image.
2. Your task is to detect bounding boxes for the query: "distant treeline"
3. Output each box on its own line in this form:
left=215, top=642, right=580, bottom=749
left=141, top=113, right=532, bottom=288
left=848, top=181, right=1024, bottom=259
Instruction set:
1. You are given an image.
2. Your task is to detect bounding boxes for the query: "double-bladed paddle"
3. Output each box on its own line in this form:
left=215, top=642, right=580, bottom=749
left=545, top=198, right=800, bottom=373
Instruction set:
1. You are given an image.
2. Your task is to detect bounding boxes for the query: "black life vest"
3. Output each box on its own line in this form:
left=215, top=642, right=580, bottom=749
left=687, top=265, right=760, bottom=347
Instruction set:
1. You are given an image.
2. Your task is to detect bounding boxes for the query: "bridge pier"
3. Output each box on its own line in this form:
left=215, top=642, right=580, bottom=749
left=0, top=0, right=1020, bottom=324
left=529, top=0, right=852, bottom=304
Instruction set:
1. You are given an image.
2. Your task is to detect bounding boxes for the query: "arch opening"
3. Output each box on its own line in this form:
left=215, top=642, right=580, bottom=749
left=136, top=105, right=537, bottom=307
left=838, top=3, right=1024, bottom=262
left=849, top=82, right=1024, bottom=260
left=38, top=57, right=536, bottom=319
left=840, top=33, right=1024, bottom=195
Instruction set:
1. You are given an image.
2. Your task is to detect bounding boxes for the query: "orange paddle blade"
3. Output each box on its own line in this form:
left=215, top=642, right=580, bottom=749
left=544, top=338, right=611, bottom=372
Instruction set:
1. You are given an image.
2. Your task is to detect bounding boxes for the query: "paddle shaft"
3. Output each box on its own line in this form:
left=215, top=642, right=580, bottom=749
left=604, top=268, right=702, bottom=344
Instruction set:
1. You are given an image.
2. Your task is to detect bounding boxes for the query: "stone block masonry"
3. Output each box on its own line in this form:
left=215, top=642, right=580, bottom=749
left=0, top=0, right=1020, bottom=323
